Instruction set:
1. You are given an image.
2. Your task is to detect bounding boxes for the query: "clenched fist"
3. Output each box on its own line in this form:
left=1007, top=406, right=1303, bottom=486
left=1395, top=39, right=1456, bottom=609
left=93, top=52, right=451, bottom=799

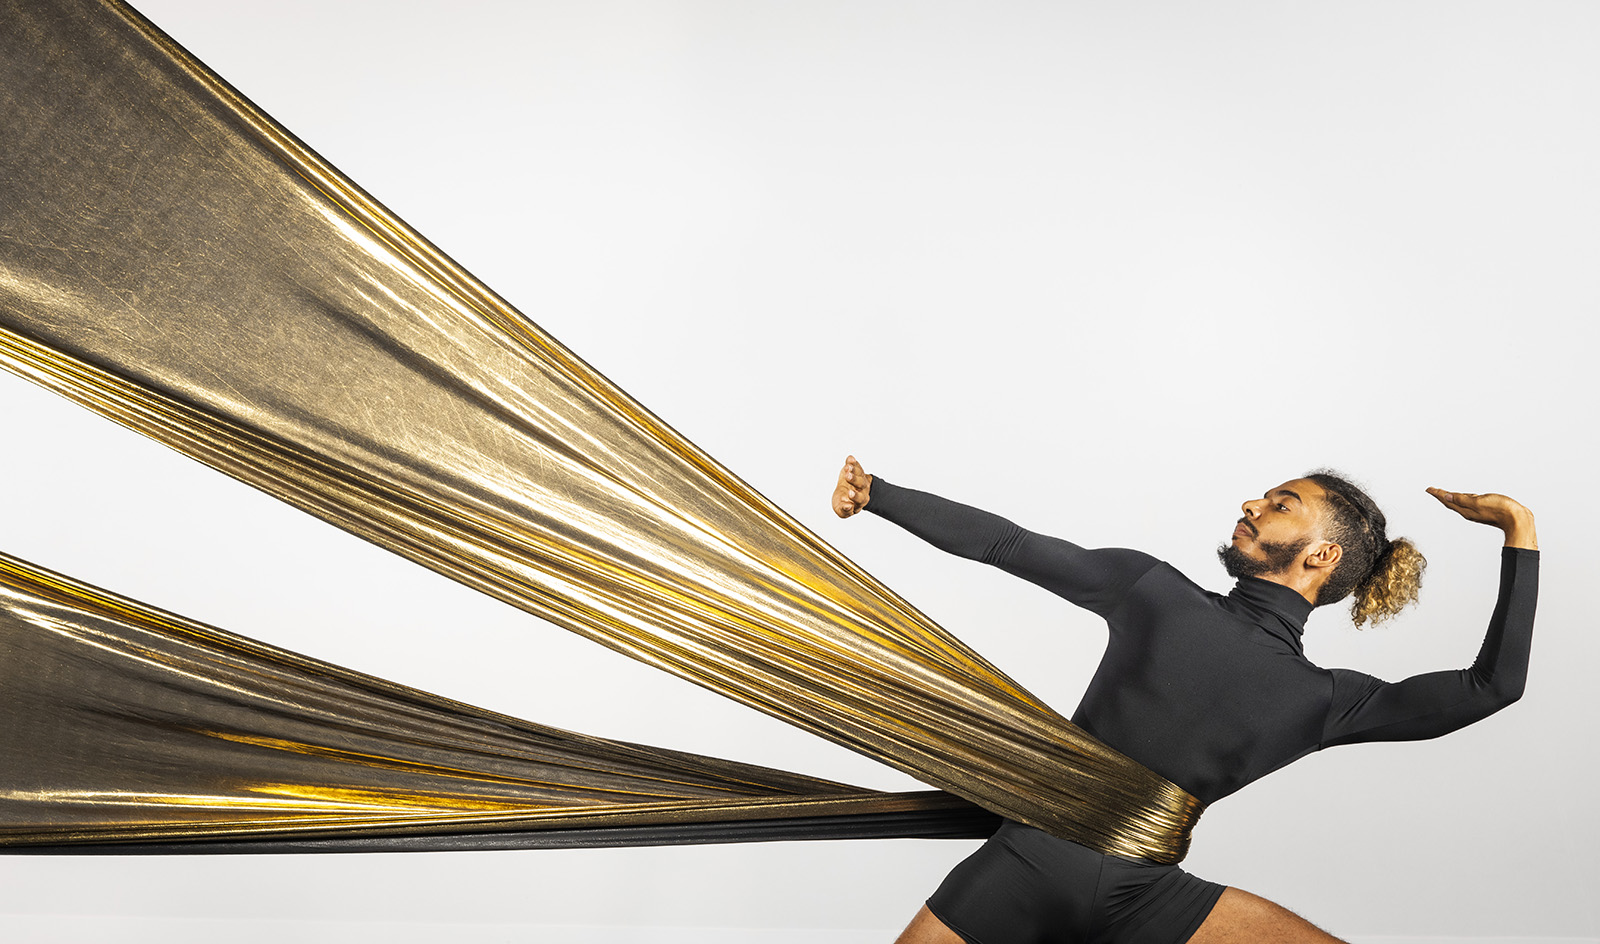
left=832, top=455, right=873, bottom=518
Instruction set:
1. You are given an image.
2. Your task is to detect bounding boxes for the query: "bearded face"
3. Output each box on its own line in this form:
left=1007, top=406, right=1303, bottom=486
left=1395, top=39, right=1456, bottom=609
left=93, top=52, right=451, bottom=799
left=1217, top=535, right=1310, bottom=580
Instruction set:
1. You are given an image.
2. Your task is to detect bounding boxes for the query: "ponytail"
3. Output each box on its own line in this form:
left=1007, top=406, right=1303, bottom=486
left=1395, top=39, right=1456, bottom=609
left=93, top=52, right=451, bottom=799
left=1349, top=536, right=1427, bottom=628
left=1305, top=470, right=1428, bottom=628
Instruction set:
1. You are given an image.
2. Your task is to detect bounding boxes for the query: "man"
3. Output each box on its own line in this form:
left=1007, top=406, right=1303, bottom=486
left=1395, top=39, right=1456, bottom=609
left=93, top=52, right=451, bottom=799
left=831, top=457, right=1537, bottom=944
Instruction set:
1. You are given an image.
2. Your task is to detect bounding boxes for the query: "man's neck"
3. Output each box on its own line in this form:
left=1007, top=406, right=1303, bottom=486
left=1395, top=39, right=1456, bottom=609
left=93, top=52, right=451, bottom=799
left=1255, top=570, right=1321, bottom=607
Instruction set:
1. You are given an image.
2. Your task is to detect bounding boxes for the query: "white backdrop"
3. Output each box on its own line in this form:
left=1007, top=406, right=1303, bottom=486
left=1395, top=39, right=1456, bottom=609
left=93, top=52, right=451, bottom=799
left=2, top=2, right=1596, bottom=941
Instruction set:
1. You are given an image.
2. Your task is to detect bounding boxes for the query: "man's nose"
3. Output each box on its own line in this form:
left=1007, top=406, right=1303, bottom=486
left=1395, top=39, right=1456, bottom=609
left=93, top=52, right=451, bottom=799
left=1241, top=499, right=1262, bottom=518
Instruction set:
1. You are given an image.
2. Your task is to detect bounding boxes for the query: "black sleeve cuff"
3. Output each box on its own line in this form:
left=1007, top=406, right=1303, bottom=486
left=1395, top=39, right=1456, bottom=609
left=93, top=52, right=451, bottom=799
left=865, top=474, right=897, bottom=516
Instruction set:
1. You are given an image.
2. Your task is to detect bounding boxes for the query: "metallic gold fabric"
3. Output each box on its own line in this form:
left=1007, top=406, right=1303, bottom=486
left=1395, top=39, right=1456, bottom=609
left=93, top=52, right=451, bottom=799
left=0, top=549, right=992, bottom=849
left=0, top=0, right=1202, bottom=861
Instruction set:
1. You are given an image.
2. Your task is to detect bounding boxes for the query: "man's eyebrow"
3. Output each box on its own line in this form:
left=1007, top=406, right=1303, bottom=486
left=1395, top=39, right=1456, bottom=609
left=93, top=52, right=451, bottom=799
left=1267, top=489, right=1303, bottom=504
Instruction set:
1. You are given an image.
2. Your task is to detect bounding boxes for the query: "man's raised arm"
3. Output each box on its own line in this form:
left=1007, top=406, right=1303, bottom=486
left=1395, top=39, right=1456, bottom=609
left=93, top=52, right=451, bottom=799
left=1323, top=489, right=1538, bottom=747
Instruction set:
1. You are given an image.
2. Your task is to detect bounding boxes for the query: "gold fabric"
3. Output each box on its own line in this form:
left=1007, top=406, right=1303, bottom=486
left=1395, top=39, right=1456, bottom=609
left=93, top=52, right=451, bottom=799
left=0, top=0, right=1202, bottom=861
left=0, top=549, right=980, bottom=847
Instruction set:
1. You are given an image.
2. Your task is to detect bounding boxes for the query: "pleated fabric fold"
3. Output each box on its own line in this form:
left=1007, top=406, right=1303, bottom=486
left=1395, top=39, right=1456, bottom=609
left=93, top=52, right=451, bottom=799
left=0, top=549, right=996, bottom=850
left=0, top=0, right=1201, bottom=861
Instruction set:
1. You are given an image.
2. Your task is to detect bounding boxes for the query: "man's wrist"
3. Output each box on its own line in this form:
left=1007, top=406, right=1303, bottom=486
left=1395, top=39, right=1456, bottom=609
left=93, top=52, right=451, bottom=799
left=1502, top=511, right=1538, bottom=550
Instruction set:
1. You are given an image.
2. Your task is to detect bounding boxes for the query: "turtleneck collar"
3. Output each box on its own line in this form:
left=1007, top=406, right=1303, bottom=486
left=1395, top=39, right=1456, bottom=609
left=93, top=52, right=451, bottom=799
left=1226, top=576, right=1315, bottom=653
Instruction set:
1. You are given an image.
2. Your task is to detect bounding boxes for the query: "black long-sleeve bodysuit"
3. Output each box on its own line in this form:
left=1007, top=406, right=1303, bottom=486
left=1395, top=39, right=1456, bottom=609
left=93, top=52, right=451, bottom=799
left=866, top=477, right=1538, bottom=944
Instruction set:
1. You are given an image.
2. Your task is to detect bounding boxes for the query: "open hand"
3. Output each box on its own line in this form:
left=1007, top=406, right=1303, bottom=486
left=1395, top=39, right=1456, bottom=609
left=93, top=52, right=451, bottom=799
left=832, top=455, right=873, bottom=518
left=1427, top=487, right=1537, bottom=549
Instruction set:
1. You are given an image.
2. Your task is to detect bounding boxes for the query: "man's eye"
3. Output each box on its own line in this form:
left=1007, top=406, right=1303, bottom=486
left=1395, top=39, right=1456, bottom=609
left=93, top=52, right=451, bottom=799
left=1276, top=504, right=1289, bottom=512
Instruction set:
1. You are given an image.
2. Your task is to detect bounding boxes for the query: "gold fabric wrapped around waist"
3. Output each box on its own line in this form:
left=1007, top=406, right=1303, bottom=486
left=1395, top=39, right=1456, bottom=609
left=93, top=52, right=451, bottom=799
left=0, top=0, right=1203, bottom=862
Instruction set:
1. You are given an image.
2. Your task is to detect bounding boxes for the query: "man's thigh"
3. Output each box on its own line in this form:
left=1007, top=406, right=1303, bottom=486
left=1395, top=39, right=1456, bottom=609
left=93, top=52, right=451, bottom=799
left=893, top=905, right=964, bottom=944
left=1187, top=887, right=1347, bottom=944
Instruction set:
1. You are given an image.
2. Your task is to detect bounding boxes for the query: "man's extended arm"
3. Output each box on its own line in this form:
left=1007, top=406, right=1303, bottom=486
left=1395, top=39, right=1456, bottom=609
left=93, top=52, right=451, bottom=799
left=832, top=456, right=1157, bottom=617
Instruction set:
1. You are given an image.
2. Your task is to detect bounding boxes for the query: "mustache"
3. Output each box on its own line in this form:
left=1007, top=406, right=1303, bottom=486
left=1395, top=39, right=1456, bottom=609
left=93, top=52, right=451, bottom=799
left=1236, top=517, right=1258, bottom=538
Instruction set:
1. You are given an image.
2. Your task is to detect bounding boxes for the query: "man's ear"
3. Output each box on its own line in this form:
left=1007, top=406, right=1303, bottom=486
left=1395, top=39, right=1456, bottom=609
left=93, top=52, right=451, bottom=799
left=1305, top=541, right=1341, bottom=571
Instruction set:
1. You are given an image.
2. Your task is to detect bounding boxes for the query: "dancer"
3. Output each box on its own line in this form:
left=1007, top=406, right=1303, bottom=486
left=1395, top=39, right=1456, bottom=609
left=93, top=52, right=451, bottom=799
left=831, top=457, right=1537, bottom=944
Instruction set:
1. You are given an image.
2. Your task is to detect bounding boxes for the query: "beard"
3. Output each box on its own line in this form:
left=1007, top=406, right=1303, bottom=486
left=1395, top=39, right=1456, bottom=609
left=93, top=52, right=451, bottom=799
left=1217, top=535, right=1310, bottom=580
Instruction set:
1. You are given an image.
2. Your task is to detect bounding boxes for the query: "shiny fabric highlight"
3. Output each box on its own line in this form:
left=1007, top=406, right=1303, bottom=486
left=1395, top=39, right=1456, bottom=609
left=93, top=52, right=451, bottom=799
left=0, top=0, right=1202, bottom=861
left=0, top=549, right=995, bottom=849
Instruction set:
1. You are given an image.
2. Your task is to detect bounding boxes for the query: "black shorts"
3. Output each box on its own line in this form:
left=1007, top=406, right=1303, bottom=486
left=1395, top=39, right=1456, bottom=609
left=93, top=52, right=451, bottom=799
left=926, top=821, right=1226, bottom=944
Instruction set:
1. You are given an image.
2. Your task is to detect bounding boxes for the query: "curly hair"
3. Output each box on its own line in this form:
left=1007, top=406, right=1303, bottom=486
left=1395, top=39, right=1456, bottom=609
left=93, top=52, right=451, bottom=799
left=1304, top=470, right=1427, bottom=627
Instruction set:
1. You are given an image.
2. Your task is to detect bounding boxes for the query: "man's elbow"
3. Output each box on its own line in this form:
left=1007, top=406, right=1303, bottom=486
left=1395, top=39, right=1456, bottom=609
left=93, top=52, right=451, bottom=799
left=1467, top=663, right=1528, bottom=714
left=1486, top=679, right=1527, bottom=713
